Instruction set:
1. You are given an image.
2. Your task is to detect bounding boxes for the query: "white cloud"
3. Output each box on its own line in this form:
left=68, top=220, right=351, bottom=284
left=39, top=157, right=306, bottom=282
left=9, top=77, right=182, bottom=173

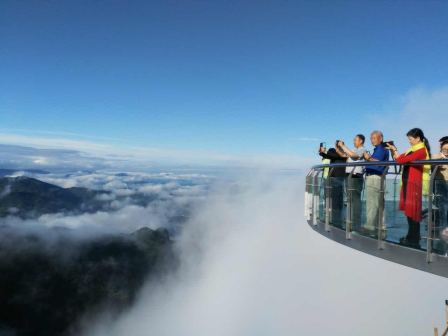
left=103, top=179, right=128, bottom=191
left=0, top=169, right=211, bottom=240
left=37, top=205, right=162, bottom=232
left=1, top=204, right=152, bottom=234
left=0, top=143, right=113, bottom=171
left=0, top=133, right=311, bottom=170
left=295, top=136, right=321, bottom=142
left=370, top=86, right=448, bottom=151
left=400, top=87, right=448, bottom=140
left=0, top=184, right=11, bottom=198
left=83, top=173, right=448, bottom=336
left=137, top=184, right=164, bottom=194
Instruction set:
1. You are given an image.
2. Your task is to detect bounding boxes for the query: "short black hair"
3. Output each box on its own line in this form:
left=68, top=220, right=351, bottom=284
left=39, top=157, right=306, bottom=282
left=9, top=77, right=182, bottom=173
left=439, top=136, right=448, bottom=143
left=356, top=134, right=365, bottom=144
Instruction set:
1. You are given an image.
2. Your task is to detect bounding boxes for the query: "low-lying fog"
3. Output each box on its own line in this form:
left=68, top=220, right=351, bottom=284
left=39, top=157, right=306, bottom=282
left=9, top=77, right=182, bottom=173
left=82, top=172, right=447, bottom=336
left=1, top=169, right=447, bottom=335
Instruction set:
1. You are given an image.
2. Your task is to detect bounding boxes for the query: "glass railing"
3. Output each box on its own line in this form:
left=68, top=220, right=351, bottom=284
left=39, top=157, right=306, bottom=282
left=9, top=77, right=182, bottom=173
left=432, top=177, right=448, bottom=256
left=304, top=159, right=448, bottom=264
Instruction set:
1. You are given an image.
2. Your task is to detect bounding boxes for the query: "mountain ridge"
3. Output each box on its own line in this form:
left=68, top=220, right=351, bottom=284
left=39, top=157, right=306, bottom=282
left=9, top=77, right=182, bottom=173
left=0, top=176, right=108, bottom=217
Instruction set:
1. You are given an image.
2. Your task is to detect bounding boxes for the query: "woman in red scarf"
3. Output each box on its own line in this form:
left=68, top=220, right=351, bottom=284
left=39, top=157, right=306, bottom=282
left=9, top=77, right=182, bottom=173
left=386, top=128, right=431, bottom=248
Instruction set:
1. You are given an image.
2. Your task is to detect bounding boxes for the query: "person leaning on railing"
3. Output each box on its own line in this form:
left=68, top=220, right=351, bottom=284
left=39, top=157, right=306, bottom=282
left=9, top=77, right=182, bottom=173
left=337, top=135, right=366, bottom=230
left=362, top=130, right=390, bottom=236
left=432, top=139, right=448, bottom=253
left=386, top=128, right=431, bottom=248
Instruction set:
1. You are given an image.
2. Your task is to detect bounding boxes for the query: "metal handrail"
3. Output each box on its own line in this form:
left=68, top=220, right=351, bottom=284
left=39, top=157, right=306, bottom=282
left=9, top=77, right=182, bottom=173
left=305, top=159, right=448, bottom=277
left=312, top=159, right=448, bottom=170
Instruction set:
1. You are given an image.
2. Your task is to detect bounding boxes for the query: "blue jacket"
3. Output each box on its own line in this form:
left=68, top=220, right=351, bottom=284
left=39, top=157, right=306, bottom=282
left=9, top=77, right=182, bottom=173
left=365, top=143, right=390, bottom=175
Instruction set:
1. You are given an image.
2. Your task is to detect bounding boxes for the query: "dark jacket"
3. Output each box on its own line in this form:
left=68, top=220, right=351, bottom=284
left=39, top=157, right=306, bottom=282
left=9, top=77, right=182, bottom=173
left=319, top=148, right=347, bottom=177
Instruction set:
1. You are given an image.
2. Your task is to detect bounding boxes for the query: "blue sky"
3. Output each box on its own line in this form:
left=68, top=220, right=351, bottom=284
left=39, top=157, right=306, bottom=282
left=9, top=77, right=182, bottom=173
left=1, top=0, right=448, bottom=166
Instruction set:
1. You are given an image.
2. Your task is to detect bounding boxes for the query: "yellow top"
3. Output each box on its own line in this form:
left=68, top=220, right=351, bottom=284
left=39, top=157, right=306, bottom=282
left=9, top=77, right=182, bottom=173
left=402, top=142, right=430, bottom=196
left=322, top=158, right=330, bottom=178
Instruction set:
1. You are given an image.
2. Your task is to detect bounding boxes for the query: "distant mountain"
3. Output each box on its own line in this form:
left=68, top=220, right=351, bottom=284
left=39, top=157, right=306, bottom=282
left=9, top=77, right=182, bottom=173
left=0, top=176, right=108, bottom=217
left=0, top=225, right=176, bottom=336
left=0, top=168, right=50, bottom=177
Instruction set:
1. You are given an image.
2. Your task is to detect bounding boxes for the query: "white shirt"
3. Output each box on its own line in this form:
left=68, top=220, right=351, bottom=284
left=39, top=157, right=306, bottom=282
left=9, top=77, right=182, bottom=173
left=345, top=146, right=366, bottom=175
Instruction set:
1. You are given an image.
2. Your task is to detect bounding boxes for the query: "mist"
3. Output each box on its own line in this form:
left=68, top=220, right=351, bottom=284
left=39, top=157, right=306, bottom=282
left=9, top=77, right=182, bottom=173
left=82, top=172, right=448, bottom=336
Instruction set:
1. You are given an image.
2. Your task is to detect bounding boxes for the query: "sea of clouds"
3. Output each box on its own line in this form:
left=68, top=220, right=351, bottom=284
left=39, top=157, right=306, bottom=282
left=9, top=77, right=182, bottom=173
left=1, top=123, right=448, bottom=334
left=1, top=168, right=211, bottom=236
left=76, top=172, right=448, bottom=336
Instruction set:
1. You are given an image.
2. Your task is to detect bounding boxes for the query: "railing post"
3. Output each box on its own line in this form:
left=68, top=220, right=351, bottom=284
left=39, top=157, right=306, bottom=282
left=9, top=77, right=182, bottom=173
left=304, top=170, right=312, bottom=221
left=346, top=167, right=355, bottom=240
left=427, top=165, right=439, bottom=263
left=312, top=170, right=319, bottom=226
left=378, top=166, right=389, bottom=250
left=325, top=168, right=334, bottom=232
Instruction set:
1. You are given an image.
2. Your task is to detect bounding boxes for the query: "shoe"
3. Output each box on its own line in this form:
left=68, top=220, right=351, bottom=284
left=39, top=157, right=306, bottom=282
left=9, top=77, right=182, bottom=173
left=399, top=236, right=421, bottom=249
left=359, top=227, right=377, bottom=238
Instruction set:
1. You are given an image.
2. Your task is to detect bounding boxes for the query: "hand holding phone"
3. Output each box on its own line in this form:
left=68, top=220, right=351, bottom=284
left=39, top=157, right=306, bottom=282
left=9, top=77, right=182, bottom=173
left=319, top=142, right=326, bottom=153
left=385, top=141, right=397, bottom=151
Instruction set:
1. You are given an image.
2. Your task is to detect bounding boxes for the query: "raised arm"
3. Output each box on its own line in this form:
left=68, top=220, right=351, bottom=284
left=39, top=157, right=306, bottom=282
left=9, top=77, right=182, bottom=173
left=395, top=148, right=427, bottom=164
left=319, top=150, right=341, bottom=160
left=335, top=146, right=348, bottom=158
left=340, top=143, right=360, bottom=159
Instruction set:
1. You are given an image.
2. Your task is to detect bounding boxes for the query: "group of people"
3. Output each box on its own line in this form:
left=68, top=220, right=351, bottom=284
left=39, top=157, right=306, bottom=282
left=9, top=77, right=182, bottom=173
left=319, top=128, right=448, bottom=249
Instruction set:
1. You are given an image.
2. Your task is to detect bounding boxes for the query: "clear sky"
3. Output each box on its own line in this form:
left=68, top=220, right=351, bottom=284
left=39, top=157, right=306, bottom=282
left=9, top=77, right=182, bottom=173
left=1, top=0, right=448, bottom=166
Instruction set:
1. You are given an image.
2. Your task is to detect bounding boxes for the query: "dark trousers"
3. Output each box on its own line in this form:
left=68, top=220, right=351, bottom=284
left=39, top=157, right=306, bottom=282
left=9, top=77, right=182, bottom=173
left=406, top=217, right=420, bottom=245
left=434, top=180, right=448, bottom=253
left=435, top=180, right=448, bottom=228
left=346, top=175, right=364, bottom=230
left=330, top=177, right=345, bottom=227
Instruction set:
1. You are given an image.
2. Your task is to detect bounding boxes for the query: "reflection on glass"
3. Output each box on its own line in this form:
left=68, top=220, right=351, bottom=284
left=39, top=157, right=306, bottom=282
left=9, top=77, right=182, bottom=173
left=384, top=178, right=428, bottom=250
left=364, top=173, right=383, bottom=237
left=349, top=172, right=385, bottom=239
left=329, top=176, right=345, bottom=229
left=318, top=173, right=326, bottom=222
left=433, top=178, right=448, bottom=255
left=346, top=175, right=364, bottom=232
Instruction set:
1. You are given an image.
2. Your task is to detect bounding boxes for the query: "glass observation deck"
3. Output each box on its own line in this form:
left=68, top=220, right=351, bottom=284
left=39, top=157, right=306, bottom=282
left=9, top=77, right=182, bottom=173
left=305, top=159, right=448, bottom=278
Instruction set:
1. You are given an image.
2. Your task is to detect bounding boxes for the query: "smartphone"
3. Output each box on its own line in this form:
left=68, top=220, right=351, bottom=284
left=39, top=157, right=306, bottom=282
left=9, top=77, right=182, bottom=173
left=318, top=142, right=326, bottom=153
left=387, top=141, right=394, bottom=146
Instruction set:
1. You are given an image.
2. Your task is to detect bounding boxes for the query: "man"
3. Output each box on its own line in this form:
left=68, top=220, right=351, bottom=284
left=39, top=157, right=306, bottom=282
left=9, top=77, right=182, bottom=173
left=337, top=134, right=366, bottom=230
left=362, top=131, right=390, bottom=236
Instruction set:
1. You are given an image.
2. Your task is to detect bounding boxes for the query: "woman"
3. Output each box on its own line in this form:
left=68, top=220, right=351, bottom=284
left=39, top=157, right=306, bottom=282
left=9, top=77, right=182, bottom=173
left=386, top=128, right=431, bottom=248
left=432, top=140, right=448, bottom=254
